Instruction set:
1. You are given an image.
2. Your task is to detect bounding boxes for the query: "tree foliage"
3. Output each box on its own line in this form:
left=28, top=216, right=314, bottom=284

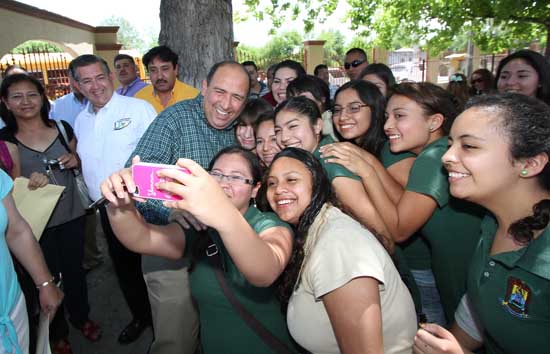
left=237, top=30, right=304, bottom=69
left=100, top=16, right=154, bottom=54
left=12, top=40, right=63, bottom=54
left=245, top=0, right=549, bottom=57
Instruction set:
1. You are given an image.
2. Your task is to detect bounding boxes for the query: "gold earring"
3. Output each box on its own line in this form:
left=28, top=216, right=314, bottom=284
left=520, top=169, right=528, bottom=176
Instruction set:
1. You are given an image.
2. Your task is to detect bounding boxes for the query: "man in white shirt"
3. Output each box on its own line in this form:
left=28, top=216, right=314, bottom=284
left=71, top=54, right=156, bottom=344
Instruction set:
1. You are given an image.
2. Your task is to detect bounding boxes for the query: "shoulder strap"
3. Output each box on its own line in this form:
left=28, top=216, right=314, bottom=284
left=54, top=120, right=70, bottom=152
left=206, top=240, right=294, bottom=354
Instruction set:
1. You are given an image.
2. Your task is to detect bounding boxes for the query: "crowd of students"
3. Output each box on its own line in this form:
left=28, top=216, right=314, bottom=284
left=0, top=47, right=549, bottom=354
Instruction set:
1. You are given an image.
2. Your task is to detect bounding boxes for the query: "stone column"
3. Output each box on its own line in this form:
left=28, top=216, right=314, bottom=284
left=94, top=26, right=122, bottom=72
left=303, top=40, right=326, bottom=74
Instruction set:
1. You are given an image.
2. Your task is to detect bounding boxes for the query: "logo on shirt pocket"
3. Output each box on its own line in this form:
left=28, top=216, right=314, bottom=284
left=500, top=277, right=531, bottom=318
left=114, top=118, right=132, bottom=130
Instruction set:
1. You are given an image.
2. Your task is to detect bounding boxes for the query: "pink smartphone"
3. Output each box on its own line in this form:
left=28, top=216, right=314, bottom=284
left=131, top=162, right=190, bottom=201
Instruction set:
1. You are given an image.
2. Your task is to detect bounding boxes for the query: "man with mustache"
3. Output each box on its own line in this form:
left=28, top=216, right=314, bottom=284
left=114, top=54, right=148, bottom=97
left=135, top=46, right=199, bottom=113
left=128, top=60, right=250, bottom=354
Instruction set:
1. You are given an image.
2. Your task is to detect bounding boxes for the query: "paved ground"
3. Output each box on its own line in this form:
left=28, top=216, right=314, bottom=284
left=67, top=222, right=153, bottom=354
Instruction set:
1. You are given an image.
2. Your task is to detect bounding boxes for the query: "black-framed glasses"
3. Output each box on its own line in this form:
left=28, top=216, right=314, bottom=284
left=209, top=171, right=254, bottom=185
left=333, top=103, right=369, bottom=117
left=344, top=59, right=366, bottom=70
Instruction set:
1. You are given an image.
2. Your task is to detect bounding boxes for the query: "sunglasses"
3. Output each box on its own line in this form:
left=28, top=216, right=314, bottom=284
left=344, top=59, right=366, bottom=70
left=450, top=75, right=464, bottom=83
left=471, top=78, right=484, bottom=84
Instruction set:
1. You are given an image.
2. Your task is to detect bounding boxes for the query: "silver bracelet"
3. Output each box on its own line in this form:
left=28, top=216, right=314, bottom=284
left=36, top=276, right=55, bottom=289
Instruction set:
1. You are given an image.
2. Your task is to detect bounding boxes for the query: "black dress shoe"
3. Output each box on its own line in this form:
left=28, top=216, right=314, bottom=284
left=118, top=319, right=150, bottom=344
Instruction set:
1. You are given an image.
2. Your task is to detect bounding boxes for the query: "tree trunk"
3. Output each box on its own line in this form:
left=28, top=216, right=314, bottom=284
left=545, top=23, right=550, bottom=61
left=159, top=0, right=234, bottom=88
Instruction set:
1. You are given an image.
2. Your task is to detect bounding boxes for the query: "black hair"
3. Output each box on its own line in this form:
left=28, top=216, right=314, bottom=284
left=465, top=93, right=550, bottom=244
left=470, top=68, right=494, bottom=95
left=286, top=75, right=331, bottom=111
left=265, top=147, right=334, bottom=312
left=252, top=111, right=275, bottom=135
left=389, top=82, right=458, bottom=134
left=359, top=63, right=396, bottom=89
left=205, top=60, right=250, bottom=96
left=273, top=60, right=306, bottom=78
left=495, top=49, right=550, bottom=104
left=113, top=54, right=135, bottom=65
left=447, top=73, right=471, bottom=112
left=3, top=65, right=27, bottom=77
left=313, top=64, right=328, bottom=76
left=345, top=48, right=368, bottom=61
left=274, top=96, right=322, bottom=131
left=207, top=145, right=263, bottom=184
left=241, top=61, right=258, bottom=71
left=0, top=74, right=52, bottom=134
left=69, top=54, right=110, bottom=81
left=237, top=98, right=273, bottom=126
left=142, top=45, right=178, bottom=69
left=333, top=80, right=387, bottom=156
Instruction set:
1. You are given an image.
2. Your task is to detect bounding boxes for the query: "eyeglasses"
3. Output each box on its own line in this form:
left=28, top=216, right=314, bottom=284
left=209, top=171, right=254, bottom=185
left=78, top=74, right=109, bottom=88
left=344, top=59, right=366, bottom=70
left=8, top=92, right=41, bottom=102
left=471, top=78, right=484, bottom=84
left=333, top=103, right=368, bottom=117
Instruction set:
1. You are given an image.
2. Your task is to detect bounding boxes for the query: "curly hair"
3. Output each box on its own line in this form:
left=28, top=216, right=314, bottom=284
left=465, top=93, right=550, bottom=244
left=263, top=148, right=335, bottom=312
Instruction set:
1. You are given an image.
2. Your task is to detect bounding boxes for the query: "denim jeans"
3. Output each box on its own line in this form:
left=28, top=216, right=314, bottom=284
left=411, top=269, right=447, bottom=326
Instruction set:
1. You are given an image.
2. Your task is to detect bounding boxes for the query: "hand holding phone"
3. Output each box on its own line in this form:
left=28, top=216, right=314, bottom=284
left=132, top=162, right=191, bottom=201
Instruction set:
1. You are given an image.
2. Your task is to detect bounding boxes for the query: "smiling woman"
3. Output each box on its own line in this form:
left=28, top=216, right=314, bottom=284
left=101, top=146, right=297, bottom=353
left=265, top=148, right=416, bottom=354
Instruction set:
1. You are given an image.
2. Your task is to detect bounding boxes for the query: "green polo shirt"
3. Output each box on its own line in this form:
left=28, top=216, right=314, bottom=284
left=407, top=137, right=484, bottom=322
left=188, top=206, right=297, bottom=354
left=468, top=215, right=550, bottom=354
left=313, top=135, right=361, bottom=182
left=380, top=141, right=432, bottom=271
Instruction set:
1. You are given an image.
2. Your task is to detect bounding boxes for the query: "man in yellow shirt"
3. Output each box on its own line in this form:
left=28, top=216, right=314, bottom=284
left=135, top=46, right=199, bottom=113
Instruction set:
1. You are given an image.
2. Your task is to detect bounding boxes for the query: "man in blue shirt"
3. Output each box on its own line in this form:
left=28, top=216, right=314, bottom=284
left=114, top=54, right=148, bottom=97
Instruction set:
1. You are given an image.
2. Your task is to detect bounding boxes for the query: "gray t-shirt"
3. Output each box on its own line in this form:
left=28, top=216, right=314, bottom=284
left=18, top=136, right=85, bottom=227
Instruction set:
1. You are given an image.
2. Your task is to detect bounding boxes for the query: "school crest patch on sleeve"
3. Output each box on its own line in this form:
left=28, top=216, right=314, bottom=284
left=500, top=277, right=531, bottom=318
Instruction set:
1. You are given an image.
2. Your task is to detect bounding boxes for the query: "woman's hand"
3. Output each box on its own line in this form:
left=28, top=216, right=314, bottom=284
left=38, top=281, right=64, bottom=322
left=320, top=142, right=376, bottom=179
left=414, top=324, right=465, bottom=354
left=100, top=156, right=145, bottom=208
left=57, top=152, right=79, bottom=170
left=27, top=172, right=49, bottom=190
left=158, top=158, right=234, bottom=229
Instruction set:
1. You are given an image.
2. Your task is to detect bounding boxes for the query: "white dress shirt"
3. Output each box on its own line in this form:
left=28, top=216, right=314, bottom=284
left=74, top=92, right=156, bottom=201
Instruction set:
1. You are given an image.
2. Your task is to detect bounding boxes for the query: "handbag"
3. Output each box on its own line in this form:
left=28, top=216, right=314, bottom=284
left=55, top=120, right=91, bottom=209
left=204, top=238, right=295, bottom=354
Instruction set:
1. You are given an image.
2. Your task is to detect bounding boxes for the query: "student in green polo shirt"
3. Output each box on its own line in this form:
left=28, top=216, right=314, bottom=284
left=273, top=95, right=393, bottom=253
left=414, top=94, right=550, bottom=354
left=100, top=146, right=297, bottom=354
left=321, top=83, right=484, bottom=325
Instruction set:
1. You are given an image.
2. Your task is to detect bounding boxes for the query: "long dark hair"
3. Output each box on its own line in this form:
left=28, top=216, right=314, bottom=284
left=0, top=74, right=52, bottom=134
left=333, top=80, right=387, bottom=156
left=286, top=75, right=331, bottom=111
left=264, top=147, right=334, bottom=312
left=465, top=93, right=550, bottom=244
left=495, top=50, right=550, bottom=104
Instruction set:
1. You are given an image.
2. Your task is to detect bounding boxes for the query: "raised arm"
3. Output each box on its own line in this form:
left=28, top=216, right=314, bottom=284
left=158, top=159, right=294, bottom=287
left=101, top=160, right=185, bottom=260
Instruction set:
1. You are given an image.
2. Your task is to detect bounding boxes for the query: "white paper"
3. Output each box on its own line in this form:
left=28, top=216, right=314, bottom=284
left=36, top=312, right=52, bottom=354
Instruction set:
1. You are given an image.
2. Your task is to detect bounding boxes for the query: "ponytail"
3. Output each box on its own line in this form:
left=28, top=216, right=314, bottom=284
left=509, top=199, right=550, bottom=244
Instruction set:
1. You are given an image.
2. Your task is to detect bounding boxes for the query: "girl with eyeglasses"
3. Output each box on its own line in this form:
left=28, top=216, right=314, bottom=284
left=322, top=83, right=485, bottom=326
left=101, top=146, right=297, bottom=354
left=273, top=95, right=393, bottom=252
left=414, top=94, right=550, bottom=354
